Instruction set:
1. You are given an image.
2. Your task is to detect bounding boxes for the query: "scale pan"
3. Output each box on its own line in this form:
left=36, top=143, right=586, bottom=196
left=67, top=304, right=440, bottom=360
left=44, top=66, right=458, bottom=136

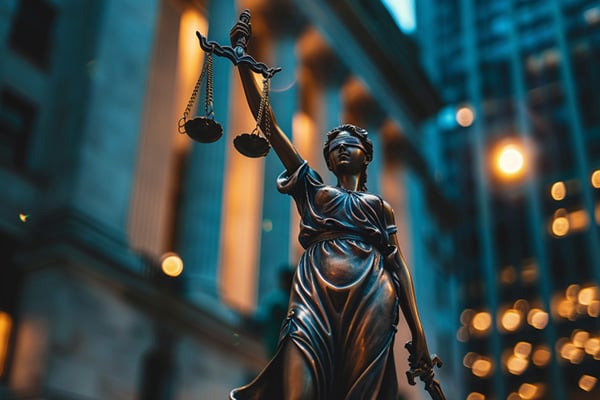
left=184, top=117, right=223, bottom=143
left=233, top=133, right=270, bottom=158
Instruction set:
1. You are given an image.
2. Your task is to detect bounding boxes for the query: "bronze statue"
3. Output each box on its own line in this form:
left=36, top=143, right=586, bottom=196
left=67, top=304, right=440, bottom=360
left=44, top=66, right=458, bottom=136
left=183, top=10, right=446, bottom=400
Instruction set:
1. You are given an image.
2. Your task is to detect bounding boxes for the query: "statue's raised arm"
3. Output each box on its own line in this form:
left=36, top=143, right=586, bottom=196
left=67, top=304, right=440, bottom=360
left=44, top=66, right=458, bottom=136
left=190, top=9, right=303, bottom=173
left=229, top=12, right=303, bottom=173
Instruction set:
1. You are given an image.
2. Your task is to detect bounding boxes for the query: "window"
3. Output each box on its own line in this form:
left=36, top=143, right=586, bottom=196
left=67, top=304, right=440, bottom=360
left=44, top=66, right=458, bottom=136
left=0, top=89, right=37, bottom=169
left=8, top=0, right=57, bottom=69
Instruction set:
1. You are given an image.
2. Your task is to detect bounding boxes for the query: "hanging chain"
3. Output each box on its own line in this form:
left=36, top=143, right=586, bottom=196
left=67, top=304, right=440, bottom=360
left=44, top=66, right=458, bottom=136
left=254, top=77, right=271, bottom=139
left=205, top=48, right=215, bottom=120
left=178, top=49, right=212, bottom=134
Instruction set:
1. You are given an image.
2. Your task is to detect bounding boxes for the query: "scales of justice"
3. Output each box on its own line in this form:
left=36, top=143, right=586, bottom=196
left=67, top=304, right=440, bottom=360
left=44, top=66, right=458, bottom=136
left=178, top=9, right=447, bottom=400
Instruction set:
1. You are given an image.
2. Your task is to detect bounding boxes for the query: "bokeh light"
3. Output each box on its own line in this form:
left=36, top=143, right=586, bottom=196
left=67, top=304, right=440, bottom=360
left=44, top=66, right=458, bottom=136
left=456, top=106, right=475, bottom=127
left=584, top=337, right=600, bottom=357
left=497, top=146, right=524, bottom=175
left=0, top=311, right=12, bottom=376
left=514, top=341, right=533, bottom=358
left=578, top=286, right=598, bottom=306
left=161, top=253, right=184, bottom=277
left=518, top=383, right=544, bottom=399
left=532, top=346, right=551, bottom=367
left=466, top=392, right=485, bottom=400
left=572, top=330, right=590, bottom=348
left=472, top=311, right=492, bottom=333
left=591, top=169, right=600, bottom=188
left=501, top=309, right=522, bottom=332
left=550, top=181, right=566, bottom=200
left=527, top=308, right=549, bottom=329
left=551, top=215, right=570, bottom=237
left=507, top=354, right=528, bottom=375
left=578, top=374, right=597, bottom=392
left=491, top=141, right=529, bottom=181
left=472, top=357, right=494, bottom=378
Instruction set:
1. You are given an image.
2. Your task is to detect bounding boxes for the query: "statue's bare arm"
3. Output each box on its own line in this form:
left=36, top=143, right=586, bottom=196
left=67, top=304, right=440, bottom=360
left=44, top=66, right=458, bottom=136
left=236, top=65, right=304, bottom=173
left=383, top=201, right=432, bottom=368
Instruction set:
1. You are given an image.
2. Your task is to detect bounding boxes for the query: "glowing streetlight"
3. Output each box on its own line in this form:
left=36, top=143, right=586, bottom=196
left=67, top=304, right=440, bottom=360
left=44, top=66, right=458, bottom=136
left=491, top=140, right=529, bottom=182
left=498, top=145, right=524, bottom=174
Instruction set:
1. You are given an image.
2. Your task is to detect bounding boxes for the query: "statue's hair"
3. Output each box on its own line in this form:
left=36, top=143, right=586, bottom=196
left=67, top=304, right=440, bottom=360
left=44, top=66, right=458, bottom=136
left=323, top=124, right=373, bottom=192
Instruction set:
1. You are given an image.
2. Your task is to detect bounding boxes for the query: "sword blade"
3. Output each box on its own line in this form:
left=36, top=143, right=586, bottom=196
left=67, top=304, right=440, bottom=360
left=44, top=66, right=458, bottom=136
left=424, top=378, right=447, bottom=400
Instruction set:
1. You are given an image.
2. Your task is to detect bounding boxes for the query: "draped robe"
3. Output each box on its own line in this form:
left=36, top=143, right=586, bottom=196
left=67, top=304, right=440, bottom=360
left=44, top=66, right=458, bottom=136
left=230, top=162, right=399, bottom=400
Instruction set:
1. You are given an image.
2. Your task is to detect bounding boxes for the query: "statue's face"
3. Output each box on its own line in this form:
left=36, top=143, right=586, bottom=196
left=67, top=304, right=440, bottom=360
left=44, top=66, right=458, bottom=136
left=327, top=131, right=367, bottom=176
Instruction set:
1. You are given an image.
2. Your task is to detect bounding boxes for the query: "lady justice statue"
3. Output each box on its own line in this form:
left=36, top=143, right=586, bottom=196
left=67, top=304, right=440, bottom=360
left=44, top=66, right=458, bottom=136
left=182, top=10, right=446, bottom=400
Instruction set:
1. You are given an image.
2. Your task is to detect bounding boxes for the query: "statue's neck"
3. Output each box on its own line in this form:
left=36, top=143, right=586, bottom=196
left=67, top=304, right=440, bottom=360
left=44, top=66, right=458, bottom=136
left=337, top=174, right=360, bottom=191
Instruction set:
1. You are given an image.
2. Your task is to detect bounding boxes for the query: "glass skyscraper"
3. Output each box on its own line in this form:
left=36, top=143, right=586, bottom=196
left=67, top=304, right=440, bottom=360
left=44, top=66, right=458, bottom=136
left=414, top=0, right=600, bottom=398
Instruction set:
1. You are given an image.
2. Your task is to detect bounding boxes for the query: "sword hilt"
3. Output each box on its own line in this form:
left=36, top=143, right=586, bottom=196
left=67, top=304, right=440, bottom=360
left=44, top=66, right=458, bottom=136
left=405, top=341, right=443, bottom=385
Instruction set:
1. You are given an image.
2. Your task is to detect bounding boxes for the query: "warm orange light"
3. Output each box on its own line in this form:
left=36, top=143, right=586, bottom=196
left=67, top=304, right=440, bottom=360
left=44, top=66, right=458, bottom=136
left=507, top=354, right=528, bottom=375
left=532, top=346, right=551, bottom=367
left=472, top=312, right=492, bottom=333
left=514, top=341, right=533, bottom=358
left=579, top=374, right=598, bottom=392
left=519, top=383, right=544, bottom=399
left=500, top=266, right=516, bottom=285
left=550, top=181, right=566, bottom=200
left=472, top=358, right=493, bottom=377
left=466, top=392, right=485, bottom=400
left=560, top=342, right=585, bottom=364
left=497, top=145, right=524, bottom=175
left=176, top=9, right=208, bottom=152
left=578, top=286, right=598, bottom=306
left=292, top=112, right=316, bottom=159
left=573, top=330, right=590, bottom=348
left=557, top=299, right=576, bottom=320
left=0, top=311, right=12, bottom=377
left=592, top=170, right=600, bottom=188
left=551, top=216, right=569, bottom=237
left=566, top=284, right=581, bottom=300
left=584, top=337, right=600, bottom=356
left=521, top=262, right=538, bottom=284
left=491, top=141, right=529, bottom=181
left=527, top=308, right=549, bottom=329
left=501, top=309, right=522, bottom=332
left=456, top=106, right=475, bottom=127
left=161, top=253, right=184, bottom=277
left=588, top=300, right=600, bottom=317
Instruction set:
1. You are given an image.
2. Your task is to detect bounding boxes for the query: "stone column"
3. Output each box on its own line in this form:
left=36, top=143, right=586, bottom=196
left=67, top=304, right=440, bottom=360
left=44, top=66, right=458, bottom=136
left=176, top=0, right=234, bottom=312
left=31, top=0, right=160, bottom=271
left=249, top=2, right=306, bottom=307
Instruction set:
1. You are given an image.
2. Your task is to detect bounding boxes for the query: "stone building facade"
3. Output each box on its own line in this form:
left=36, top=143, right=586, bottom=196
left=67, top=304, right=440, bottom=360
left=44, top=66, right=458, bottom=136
left=0, top=0, right=451, bottom=399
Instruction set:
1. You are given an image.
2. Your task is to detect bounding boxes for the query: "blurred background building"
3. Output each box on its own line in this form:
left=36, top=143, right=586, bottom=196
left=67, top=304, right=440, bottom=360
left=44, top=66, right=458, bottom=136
left=413, top=0, right=600, bottom=399
left=0, top=0, right=599, bottom=399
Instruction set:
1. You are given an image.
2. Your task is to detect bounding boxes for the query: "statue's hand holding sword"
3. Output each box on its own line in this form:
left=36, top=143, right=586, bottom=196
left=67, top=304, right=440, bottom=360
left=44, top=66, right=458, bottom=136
left=405, top=341, right=447, bottom=400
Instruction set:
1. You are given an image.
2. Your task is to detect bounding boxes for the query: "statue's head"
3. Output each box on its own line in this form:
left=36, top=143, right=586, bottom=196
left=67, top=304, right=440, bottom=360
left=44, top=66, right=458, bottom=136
left=323, top=124, right=373, bottom=191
